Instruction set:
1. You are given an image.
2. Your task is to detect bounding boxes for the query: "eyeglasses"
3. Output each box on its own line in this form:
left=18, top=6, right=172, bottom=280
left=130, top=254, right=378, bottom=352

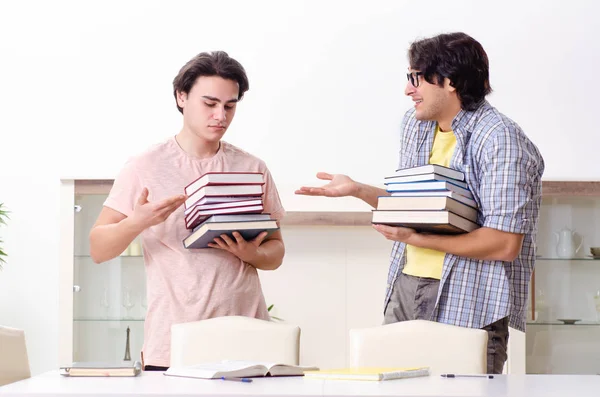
left=406, top=71, right=423, bottom=88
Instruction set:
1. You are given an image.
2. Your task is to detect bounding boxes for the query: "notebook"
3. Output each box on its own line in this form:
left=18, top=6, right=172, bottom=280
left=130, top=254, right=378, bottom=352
left=303, top=367, right=430, bottom=381
left=164, top=360, right=319, bottom=379
left=59, top=361, right=142, bottom=377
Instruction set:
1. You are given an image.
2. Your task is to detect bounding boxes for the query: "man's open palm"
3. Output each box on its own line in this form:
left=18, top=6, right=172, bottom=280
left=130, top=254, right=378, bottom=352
left=295, top=172, right=357, bottom=197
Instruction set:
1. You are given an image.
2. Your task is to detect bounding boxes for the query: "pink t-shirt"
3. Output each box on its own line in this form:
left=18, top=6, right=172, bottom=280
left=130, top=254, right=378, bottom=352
left=104, top=137, right=285, bottom=367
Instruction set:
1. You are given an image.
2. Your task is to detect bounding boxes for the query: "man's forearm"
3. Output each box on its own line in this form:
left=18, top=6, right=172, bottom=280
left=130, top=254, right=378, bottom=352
left=247, top=239, right=285, bottom=270
left=89, top=218, right=144, bottom=263
left=353, top=182, right=390, bottom=208
left=407, top=227, right=524, bottom=262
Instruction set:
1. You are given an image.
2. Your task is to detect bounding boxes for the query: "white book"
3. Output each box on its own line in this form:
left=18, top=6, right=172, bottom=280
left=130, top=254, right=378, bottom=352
left=192, top=213, right=272, bottom=232
left=385, top=181, right=473, bottom=199
left=304, top=367, right=430, bottom=381
left=377, top=196, right=478, bottom=222
left=393, top=164, right=464, bottom=181
left=389, top=190, right=477, bottom=208
left=184, top=172, right=264, bottom=196
left=184, top=185, right=264, bottom=209
left=185, top=204, right=265, bottom=229
left=372, top=210, right=479, bottom=234
left=60, top=361, right=142, bottom=377
left=183, top=220, right=279, bottom=249
left=384, top=172, right=468, bottom=189
left=184, top=197, right=262, bottom=216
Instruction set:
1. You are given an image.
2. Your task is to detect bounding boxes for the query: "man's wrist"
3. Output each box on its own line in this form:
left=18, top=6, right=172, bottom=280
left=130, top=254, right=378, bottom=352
left=351, top=181, right=364, bottom=199
left=406, top=231, right=423, bottom=247
left=122, top=216, right=146, bottom=236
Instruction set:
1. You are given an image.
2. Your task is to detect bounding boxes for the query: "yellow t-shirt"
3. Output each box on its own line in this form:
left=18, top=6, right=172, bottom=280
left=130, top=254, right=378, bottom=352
left=402, top=124, right=456, bottom=279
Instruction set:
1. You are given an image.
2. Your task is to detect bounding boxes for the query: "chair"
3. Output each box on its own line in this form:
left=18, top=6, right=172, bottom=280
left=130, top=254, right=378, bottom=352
left=349, top=320, right=488, bottom=374
left=170, top=316, right=301, bottom=367
left=504, top=327, right=525, bottom=374
left=0, top=326, right=31, bottom=386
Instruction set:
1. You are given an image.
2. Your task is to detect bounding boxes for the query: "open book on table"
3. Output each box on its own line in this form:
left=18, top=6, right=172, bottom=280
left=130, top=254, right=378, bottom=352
left=303, top=367, right=430, bottom=381
left=164, top=360, right=319, bottom=379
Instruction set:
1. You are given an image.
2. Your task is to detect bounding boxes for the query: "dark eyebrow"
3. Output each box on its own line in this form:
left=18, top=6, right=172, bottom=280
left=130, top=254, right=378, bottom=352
left=201, top=95, right=238, bottom=104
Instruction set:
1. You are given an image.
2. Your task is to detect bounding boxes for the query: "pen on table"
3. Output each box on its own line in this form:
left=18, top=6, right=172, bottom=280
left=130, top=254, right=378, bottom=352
left=441, top=374, right=494, bottom=379
left=221, top=376, right=253, bottom=383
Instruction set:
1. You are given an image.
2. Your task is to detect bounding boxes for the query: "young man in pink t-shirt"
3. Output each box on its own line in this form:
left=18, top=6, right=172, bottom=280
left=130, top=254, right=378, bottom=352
left=89, top=51, right=286, bottom=370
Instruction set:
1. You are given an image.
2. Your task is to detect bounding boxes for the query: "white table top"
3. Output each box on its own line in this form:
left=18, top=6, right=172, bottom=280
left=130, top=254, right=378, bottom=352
left=1, top=371, right=600, bottom=397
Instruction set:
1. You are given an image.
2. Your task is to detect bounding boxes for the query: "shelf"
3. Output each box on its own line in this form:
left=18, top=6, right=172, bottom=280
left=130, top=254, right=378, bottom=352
left=74, top=318, right=145, bottom=322
left=74, top=255, right=143, bottom=258
left=527, top=321, right=600, bottom=326
left=536, top=257, right=600, bottom=261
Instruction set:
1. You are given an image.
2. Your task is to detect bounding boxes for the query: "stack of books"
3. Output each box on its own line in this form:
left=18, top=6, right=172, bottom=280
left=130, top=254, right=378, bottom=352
left=372, top=164, right=480, bottom=234
left=182, top=172, right=279, bottom=249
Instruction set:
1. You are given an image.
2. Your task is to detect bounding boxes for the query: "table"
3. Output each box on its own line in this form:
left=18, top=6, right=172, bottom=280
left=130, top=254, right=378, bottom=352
left=1, top=371, right=600, bottom=397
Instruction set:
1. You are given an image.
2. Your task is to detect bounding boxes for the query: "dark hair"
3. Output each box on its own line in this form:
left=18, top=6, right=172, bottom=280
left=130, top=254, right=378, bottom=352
left=172, top=51, right=249, bottom=114
left=408, top=32, right=492, bottom=111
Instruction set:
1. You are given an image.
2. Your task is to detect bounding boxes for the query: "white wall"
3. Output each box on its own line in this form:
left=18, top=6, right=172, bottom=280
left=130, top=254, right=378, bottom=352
left=1, top=0, right=600, bottom=375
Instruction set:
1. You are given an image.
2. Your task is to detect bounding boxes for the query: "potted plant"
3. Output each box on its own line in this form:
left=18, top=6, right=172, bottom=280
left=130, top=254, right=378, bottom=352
left=267, top=304, right=283, bottom=322
left=0, top=203, right=9, bottom=268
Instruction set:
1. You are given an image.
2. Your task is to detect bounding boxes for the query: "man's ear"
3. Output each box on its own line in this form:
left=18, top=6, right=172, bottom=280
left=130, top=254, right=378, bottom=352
left=176, top=90, right=187, bottom=108
left=444, top=78, right=456, bottom=93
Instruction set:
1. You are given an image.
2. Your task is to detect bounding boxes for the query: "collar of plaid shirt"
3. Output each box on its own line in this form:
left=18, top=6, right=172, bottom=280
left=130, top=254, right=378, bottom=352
left=384, top=100, right=544, bottom=332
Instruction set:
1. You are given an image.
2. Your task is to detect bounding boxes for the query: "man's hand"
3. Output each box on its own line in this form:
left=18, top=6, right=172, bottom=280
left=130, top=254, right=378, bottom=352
left=208, top=231, right=269, bottom=263
left=295, top=172, right=358, bottom=197
left=372, top=223, right=417, bottom=243
left=128, top=188, right=187, bottom=230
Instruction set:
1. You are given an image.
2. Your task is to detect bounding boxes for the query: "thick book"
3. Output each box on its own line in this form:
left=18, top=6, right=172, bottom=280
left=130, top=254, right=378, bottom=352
left=184, top=172, right=264, bottom=196
left=384, top=172, right=468, bottom=189
left=164, top=360, right=319, bottom=379
left=183, top=219, right=279, bottom=249
left=184, top=197, right=263, bottom=216
left=185, top=204, right=265, bottom=229
left=377, top=196, right=478, bottom=222
left=185, top=185, right=264, bottom=209
left=303, top=367, right=430, bottom=381
left=59, top=361, right=142, bottom=377
left=372, top=210, right=479, bottom=234
left=389, top=190, right=477, bottom=208
left=385, top=180, right=473, bottom=199
left=394, top=164, right=464, bottom=181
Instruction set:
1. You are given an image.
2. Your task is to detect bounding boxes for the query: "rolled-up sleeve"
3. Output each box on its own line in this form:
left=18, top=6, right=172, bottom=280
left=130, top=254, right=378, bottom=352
left=478, top=127, right=542, bottom=234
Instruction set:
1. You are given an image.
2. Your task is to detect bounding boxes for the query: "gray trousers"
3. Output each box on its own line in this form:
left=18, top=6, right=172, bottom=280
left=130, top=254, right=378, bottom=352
left=384, top=272, right=509, bottom=374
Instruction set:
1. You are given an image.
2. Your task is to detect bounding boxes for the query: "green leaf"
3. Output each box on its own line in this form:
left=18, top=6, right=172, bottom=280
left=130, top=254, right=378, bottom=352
left=267, top=304, right=274, bottom=312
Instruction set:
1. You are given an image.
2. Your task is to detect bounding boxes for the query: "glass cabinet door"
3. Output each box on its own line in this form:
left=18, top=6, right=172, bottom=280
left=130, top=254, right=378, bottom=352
left=73, top=190, right=146, bottom=363
left=526, top=196, right=600, bottom=374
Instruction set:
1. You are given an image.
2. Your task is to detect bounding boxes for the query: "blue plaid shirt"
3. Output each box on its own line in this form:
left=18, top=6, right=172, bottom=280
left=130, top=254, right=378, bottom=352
left=384, top=101, right=544, bottom=331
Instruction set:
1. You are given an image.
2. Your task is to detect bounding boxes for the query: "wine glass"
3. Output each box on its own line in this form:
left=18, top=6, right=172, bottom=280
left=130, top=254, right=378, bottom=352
left=100, top=287, right=110, bottom=319
left=121, top=288, right=136, bottom=319
left=141, top=293, right=147, bottom=316
left=594, top=290, right=600, bottom=322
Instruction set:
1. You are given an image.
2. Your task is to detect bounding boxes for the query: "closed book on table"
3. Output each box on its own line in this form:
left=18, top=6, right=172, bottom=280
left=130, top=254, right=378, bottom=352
left=183, top=219, right=279, bottom=249
left=303, top=367, right=430, bottom=381
left=184, top=172, right=264, bottom=196
left=376, top=196, right=478, bottom=222
left=372, top=210, right=479, bottom=234
left=393, top=164, right=464, bottom=181
left=59, top=361, right=142, bottom=377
